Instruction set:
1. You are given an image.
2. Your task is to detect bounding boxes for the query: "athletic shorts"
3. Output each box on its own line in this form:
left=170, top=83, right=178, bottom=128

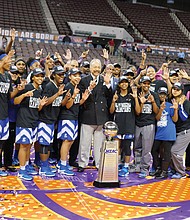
left=15, top=127, right=37, bottom=144
left=0, top=118, right=9, bottom=140
left=38, top=122, right=54, bottom=146
left=57, top=120, right=78, bottom=141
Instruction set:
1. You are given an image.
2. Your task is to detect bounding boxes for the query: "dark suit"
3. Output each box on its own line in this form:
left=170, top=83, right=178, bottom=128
left=80, top=74, right=112, bottom=125
left=78, top=74, right=112, bottom=168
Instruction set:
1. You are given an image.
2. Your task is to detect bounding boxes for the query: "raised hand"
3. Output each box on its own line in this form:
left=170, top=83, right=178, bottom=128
left=130, top=86, right=138, bottom=98
left=160, top=101, right=166, bottom=110
left=65, top=89, right=71, bottom=100
left=179, top=95, right=186, bottom=105
left=10, top=28, right=16, bottom=42
left=40, top=96, right=48, bottom=106
left=81, top=50, right=89, bottom=58
left=161, top=62, right=170, bottom=70
left=101, top=48, right=109, bottom=60
left=103, top=71, right=112, bottom=85
left=130, top=79, right=135, bottom=88
left=178, top=69, right=189, bottom=80
left=45, top=53, right=51, bottom=64
left=63, top=49, right=72, bottom=61
left=148, top=94, right=155, bottom=103
left=140, top=68, right=147, bottom=77
left=8, top=49, right=15, bottom=58
left=139, top=92, right=147, bottom=104
left=170, top=99, right=178, bottom=109
left=161, top=67, right=169, bottom=81
left=73, top=85, right=80, bottom=97
left=57, top=84, right=66, bottom=96
left=25, top=89, right=35, bottom=97
left=112, top=91, right=118, bottom=102
left=141, top=49, right=146, bottom=60
left=82, top=89, right=90, bottom=101
left=36, top=49, right=43, bottom=58
left=89, top=79, right=97, bottom=90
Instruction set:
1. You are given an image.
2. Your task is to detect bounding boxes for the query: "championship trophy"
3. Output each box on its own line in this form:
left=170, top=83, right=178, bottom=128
left=93, top=121, right=120, bottom=188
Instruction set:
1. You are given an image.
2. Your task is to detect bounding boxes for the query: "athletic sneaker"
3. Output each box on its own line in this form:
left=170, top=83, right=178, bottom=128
left=119, top=167, right=129, bottom=177
left=167, top=169, right=176, bottom=177
left=56, top=161, right=73, bottom=171
left=49, top=158, right=57, bottom=164
left=25, top=165, right=38, bottom=175
left=18, top=170, right=33, bottom=181
left=129, top=164, right=141, bottom=173
left=171, top=172, right=186, bottom=179
left=56, top=161, right=61, bottom=169
left=49, top=166, right=57, bottom=173
left=149, top=167, right=161, bottom=176
left=0, top=170, right=8, bottom=177
left=39, top=166, right=55, bottom=177
left=58, top=164, right=75, bottom=176
left=12, top=158, right=19, bottom=166
left=34, top=160, right=41, bottom=168
left=138, top=172, right=148, bottom=178
left=118, top=164, right=124, bottom=171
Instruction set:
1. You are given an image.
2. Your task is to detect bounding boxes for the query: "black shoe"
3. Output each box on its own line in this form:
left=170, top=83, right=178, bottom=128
left=155, top=171, right=168, bottom=179
left=149, top=167, right=161, bottom=176
left=5, top=167, right=17, bottom=172
left=69, top=162, right=79, bottom=167
left=78, top=166, right=84, bottom=172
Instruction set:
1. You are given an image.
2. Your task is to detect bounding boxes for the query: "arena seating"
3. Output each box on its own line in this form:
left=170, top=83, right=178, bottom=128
left=125, top=50, right=190, bottom=73
left=14, top=40, right=128, bottom=67
left=1, top=0, right=189, bottom=72
left=113, top=1, right=190, bottom=47
left=176, top=11, right=190, bottom=33
left=0, top=0, right=49, bottom=33
left=46, top=0, right=127, bottom=35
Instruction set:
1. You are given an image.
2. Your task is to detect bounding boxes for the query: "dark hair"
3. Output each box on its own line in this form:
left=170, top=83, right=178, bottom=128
left=147, top=64, right=158, bottom=72
left=26, top=57, right=36, bottom=68
left=14, top=58, right=26, bottom=65
left=15, top=58, right=28, bottom=76
left=40, top=59, right=46, bottom=68
left=115, top=81, right=131, bottom=95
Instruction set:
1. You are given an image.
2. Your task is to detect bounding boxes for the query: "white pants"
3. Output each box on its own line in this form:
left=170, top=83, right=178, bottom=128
left=78, top=124, right=105, bottom=168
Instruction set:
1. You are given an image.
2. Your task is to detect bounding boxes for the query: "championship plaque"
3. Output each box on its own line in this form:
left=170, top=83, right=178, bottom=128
left=93, top=121, right=120, bottom=188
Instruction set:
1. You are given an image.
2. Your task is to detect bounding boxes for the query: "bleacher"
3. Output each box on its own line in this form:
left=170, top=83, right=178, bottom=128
left=176, top=11, right=190, bottom=33
left=0, top=0, right=189, bottom=71
left=113, top=1, right=190, bottom=47
left=14, top=40, right=127, bottom=67
left=126, top=50, right=190, bottom=73
left=0, top=0, right=49, bottom=33
left=46, top=0, right=127, bottom=35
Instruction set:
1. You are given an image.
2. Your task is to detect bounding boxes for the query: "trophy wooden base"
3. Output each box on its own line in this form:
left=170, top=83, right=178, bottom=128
left=93, top=180, right=120, bottom=188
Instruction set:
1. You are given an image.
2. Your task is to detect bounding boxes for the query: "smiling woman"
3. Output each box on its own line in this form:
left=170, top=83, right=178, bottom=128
left=14, top=58, right=27, bottom=75
left=0, top=50, right=16, bottom=176
left=14, top=67, right=47, bottom=181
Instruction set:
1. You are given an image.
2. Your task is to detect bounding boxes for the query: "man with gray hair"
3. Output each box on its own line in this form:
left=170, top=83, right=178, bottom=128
left=77, top=59, right=112, bottom=172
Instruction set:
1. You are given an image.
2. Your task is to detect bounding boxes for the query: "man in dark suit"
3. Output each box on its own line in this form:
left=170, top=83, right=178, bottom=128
left=78, top=59, right=112, bottom=172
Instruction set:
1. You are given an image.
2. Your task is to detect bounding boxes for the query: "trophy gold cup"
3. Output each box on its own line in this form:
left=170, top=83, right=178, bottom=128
left=93, top=121, right=120, bottom=188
